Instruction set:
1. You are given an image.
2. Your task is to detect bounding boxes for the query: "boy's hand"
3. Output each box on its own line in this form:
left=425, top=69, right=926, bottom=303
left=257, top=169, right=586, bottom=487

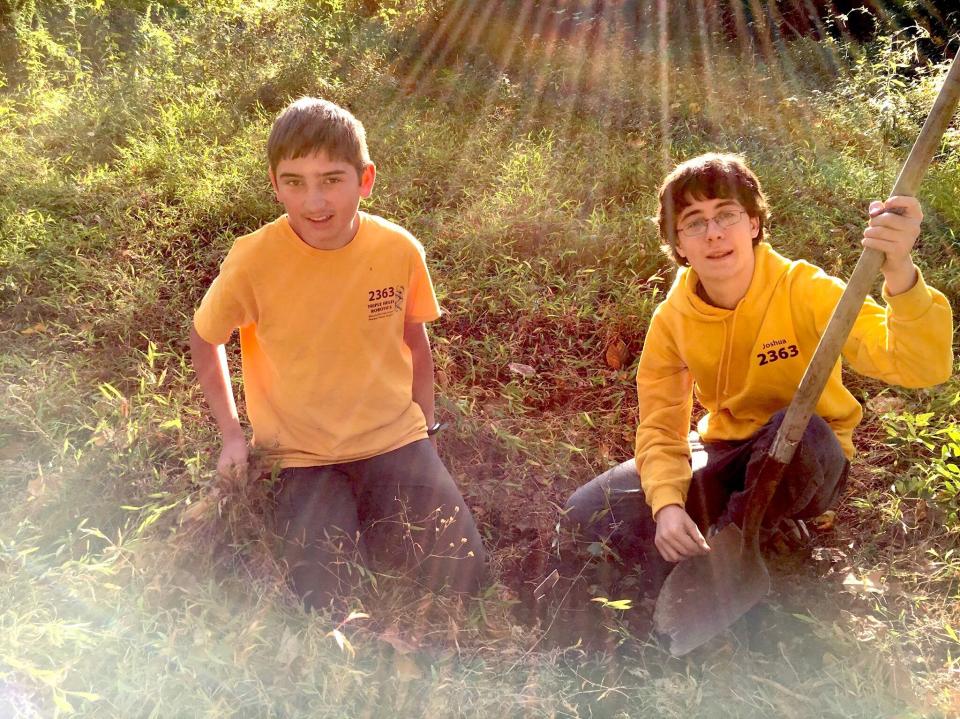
left=654, top=504, right=711, bottom=562
left=217, top=433, right=249, bottom=486
left=863, top=196, right=922, bottom=296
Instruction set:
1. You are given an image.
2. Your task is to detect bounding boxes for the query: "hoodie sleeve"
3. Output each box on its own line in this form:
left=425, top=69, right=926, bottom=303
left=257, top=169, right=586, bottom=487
left=635, top=308, right=695, bottom=518
left=802, top=265, right=953, bottom=388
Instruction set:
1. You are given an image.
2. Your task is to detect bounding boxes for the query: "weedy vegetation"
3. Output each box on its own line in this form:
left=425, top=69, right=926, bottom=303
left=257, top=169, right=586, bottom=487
left=1, top=0, right=958, bottom=716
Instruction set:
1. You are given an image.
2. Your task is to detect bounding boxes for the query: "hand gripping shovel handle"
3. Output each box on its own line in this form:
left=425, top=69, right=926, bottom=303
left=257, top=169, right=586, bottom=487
left=740, top=55, right=960, bottom=546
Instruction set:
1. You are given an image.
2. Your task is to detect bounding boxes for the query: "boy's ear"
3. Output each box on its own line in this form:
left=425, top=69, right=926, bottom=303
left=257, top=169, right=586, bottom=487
left=674, top=237, right=687, bottom=259
left=750, top=215, right=760, bottom=239
left=268, top=168, right=280, bottom=200
left=359, top=163, right=376, bottom=198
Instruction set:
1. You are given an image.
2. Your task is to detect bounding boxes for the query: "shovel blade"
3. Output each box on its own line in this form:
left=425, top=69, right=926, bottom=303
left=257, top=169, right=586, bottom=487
left=653, top=524, right=771, bottom=656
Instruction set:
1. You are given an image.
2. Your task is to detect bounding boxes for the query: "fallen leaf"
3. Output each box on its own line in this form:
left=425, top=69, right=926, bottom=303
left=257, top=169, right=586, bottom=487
left=604, top=337, right=629, bottom=370
left=20, top=322, right=46, bottom=335
left=275, top=627, right=301, bottom=666
left=533, top=569, right=559, bottom=601
left=507, top=362, right=535, bottom=378
left=842, top=570, right=886, bottom=594
left=911, top=499, right=928, bottom=525
left=394, top=654, right=422, bottom=680
left=811, top=510, right=836, bottom=531
left=865, top=395, right=906, bottom=415
left=435, top=369, right=449, bottom=390
left=26, top=471, right=60, bottom=500
left=180, top=493, right=217, bottom=524
left=811, top=546, right=845, bottom=563
left=27, top=476, right=45, bottom=499
left=379, top=626, right=417, bottom=655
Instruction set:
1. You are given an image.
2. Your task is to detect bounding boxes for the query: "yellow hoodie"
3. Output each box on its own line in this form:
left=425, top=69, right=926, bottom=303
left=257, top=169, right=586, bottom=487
left=635, top=242, right=954, bottom=518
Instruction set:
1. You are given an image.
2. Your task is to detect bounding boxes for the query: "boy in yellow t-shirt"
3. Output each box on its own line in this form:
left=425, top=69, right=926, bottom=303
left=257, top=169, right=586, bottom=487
left=190, top=97, right=484, bottom=609
left=564, top=153, right=952, bottom=593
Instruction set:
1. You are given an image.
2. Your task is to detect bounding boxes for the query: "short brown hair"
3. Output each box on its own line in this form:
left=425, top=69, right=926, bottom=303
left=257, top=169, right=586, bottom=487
left=266, top=97, right=371, bottom=176
left=657, top=153, right=769, bottom=266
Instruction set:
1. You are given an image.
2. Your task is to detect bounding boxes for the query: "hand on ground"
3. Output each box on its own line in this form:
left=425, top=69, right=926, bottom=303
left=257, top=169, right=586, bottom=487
left=654, top=504, right=711, bottom=562
left=217, top=434, right=249, bottom=486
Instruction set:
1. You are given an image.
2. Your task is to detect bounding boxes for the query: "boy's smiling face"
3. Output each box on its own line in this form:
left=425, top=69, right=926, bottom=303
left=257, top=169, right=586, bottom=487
left=269, top=151, right=375, bottom=250
left=675, top=196, right=760, bottom=306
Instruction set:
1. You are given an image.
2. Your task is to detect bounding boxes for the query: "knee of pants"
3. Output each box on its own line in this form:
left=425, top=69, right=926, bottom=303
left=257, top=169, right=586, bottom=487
left=782, top=420, right=848, bottom=518
left=562, top=487, right=605, bottom=538
left=562, top=490, right=587, bottom=527
left=451, top=545, right=488, bottom=591
left=762, top=411, right=846, bottom=478
left=797, top=458, right=849, bottom=518
left=803, top=415, right=847, bottom=466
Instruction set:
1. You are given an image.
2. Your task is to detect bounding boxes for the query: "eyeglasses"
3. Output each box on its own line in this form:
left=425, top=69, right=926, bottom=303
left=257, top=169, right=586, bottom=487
left=677, top=209, right=746, bottom=239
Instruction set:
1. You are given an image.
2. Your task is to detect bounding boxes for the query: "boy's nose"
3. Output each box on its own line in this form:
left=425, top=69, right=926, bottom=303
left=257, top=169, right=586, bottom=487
left=704, top=217, right=724, bottom=240
left=304, top=191, right=330, bottom=211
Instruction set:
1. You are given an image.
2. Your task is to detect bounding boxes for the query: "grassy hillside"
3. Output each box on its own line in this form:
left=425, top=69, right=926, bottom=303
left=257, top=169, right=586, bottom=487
left=1, top=1, right=958, bottom=716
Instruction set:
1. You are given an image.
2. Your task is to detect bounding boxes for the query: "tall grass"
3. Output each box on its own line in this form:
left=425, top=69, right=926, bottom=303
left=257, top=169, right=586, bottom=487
left=1, top=0, right=958, bottom=716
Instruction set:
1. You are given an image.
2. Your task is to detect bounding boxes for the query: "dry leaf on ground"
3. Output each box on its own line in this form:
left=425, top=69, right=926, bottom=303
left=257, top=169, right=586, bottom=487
left=604, top=336, right=629, bottom=370
left=507, top=362, right=535, bottom=377
left=842, top=570, right=886, bottom=594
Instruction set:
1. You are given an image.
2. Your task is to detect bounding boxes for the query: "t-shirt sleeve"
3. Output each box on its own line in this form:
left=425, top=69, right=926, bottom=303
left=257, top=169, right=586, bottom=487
left=193, top=254, right=253, bottom=345
left=405, top=242, right=441, bottom=323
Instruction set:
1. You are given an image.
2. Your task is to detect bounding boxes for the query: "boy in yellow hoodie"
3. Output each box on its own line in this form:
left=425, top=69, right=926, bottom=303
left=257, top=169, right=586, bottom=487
left=564, top=153, right=952, bottom=589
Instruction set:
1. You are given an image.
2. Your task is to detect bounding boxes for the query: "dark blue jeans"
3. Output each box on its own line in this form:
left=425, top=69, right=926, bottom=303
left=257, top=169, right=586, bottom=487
left=272, top=439, right=486, bottom=610
left=563, top=411, right=849, bottom=591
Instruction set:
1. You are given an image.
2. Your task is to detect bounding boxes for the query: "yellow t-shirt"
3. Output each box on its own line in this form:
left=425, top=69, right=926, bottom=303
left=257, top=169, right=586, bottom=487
left=194, top=212, right=441, bottom=468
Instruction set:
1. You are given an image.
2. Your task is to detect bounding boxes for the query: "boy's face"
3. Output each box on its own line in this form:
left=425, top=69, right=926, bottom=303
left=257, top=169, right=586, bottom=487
left=269, top=151, right=375, bottom=250
left=674, top=196, right=760, bottom=293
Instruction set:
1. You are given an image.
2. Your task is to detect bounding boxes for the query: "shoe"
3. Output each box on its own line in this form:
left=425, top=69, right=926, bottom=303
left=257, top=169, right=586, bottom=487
left=761, top=517, right=811, bottom=554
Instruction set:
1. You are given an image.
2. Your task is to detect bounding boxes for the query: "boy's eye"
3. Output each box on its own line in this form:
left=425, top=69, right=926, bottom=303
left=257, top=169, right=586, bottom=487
left=684, top=218, right=708, bottom=233
left=716, top=210, right=738, bottom=223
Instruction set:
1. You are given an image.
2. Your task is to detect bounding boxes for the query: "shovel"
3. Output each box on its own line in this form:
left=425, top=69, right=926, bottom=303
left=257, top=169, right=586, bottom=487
left=653, top=54, right=960, bottom=657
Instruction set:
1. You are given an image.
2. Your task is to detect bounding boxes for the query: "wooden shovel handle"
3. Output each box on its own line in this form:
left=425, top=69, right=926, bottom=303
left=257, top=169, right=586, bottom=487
left=741, top=56, right=960, bottom=544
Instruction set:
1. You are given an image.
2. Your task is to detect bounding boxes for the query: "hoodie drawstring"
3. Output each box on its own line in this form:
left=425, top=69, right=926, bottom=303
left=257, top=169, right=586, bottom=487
left=714, top=306, right=741, bottom=404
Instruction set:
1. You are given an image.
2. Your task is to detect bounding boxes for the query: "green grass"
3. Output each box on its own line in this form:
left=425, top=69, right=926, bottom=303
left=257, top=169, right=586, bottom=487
left=1, top=0, right=959, bottom=716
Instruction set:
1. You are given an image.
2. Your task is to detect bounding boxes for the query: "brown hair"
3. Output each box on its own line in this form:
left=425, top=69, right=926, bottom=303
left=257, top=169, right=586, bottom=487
left=657, top=153, right=769, bottom=266
left=266, top=97, right=371, bottom=176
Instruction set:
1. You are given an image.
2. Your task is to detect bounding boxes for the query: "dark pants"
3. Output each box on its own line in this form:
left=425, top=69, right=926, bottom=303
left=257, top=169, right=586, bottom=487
left=272, top=439, right=486, bottom=610
left=563, top=411, right=849, bottom=591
